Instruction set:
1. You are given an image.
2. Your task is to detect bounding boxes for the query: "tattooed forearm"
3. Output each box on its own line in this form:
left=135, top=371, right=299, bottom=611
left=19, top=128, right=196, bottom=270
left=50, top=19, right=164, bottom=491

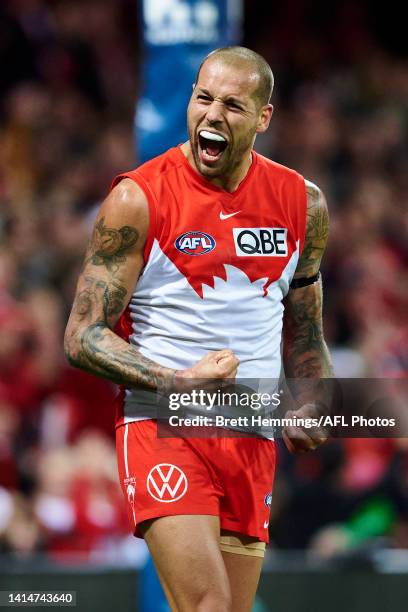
left=66, top=277, right=175, bottom=389
left=284, top=277, right=332, bottom=374
left=65, top=327, right=175, bottom=391
left=78, top=322, right=174, bottom=390
left=283, top=274, right=333, bottom=406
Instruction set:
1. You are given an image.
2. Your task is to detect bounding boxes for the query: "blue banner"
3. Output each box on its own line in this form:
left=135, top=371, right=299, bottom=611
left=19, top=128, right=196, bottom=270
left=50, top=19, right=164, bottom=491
left=136, top=0, right=242, bottom=163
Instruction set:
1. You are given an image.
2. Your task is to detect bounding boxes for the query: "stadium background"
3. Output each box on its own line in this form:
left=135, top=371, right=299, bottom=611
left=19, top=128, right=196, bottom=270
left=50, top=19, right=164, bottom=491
left=0, top=0, right=407, bottom=610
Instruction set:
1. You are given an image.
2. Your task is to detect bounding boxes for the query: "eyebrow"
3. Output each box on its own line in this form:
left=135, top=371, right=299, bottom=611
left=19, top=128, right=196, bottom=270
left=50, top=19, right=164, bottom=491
left=196, top=88, right=212, bottom=97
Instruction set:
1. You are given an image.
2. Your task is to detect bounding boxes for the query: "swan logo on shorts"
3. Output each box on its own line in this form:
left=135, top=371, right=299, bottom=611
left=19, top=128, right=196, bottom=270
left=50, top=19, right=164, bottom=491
left=124, top=477, right=137, bottom=525
left=175, top=231, right=216, bottom=255
left=147, top=463, right=188, bottom=503
left=124, top=477, right=136, bottom=502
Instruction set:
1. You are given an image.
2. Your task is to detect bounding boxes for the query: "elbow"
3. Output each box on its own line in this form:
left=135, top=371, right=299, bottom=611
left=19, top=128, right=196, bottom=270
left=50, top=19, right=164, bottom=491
left=63, top=327, right=82, bottom=369
left=65, top=349, right=80, bottom=370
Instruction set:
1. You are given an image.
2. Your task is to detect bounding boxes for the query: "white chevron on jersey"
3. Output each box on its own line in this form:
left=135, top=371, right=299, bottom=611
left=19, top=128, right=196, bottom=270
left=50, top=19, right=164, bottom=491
left=122, top=238, right=300, bottom=422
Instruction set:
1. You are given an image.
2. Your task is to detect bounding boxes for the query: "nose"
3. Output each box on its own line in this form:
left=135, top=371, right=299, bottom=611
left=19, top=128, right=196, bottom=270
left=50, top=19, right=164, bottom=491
left=205, top=100, right=224, bottom=124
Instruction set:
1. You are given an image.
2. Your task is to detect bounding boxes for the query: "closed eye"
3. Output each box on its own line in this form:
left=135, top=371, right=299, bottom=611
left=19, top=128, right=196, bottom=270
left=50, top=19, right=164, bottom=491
left=197, top=94, right=212, bottom=102
left=227, top=102, right=242, bottom=110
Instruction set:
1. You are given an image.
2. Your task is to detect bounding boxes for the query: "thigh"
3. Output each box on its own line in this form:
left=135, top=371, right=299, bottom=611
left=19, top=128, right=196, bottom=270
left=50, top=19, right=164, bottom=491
left=220, top=531, right=264, bottom=612
left=140, top=514, right=231, bottom=612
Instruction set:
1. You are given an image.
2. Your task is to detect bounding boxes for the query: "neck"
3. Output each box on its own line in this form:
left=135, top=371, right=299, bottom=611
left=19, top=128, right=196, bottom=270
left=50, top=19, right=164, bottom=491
left=181, top=142, right=253, bottom=193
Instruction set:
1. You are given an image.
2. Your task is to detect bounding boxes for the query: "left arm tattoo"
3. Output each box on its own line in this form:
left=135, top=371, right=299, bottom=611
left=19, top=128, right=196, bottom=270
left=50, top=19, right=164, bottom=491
left=283, top=181, right=333, bottom=403
left=295, top=181, right=329, bottom=278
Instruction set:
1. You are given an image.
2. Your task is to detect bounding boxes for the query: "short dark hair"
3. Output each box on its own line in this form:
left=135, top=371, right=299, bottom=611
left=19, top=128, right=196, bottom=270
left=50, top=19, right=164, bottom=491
left=195, top=46, right=274, bottom=107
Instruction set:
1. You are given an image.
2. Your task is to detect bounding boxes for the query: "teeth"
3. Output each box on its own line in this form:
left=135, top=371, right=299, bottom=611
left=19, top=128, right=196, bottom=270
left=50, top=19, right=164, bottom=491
left=200, top=130, right=226, bottom=142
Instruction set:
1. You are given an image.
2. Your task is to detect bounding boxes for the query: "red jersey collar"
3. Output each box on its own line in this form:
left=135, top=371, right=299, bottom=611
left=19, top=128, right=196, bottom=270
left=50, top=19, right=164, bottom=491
left=173, top=144, right=258, bottom=198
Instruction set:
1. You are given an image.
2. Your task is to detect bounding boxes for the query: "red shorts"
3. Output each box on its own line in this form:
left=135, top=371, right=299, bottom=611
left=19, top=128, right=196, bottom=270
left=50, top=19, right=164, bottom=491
left=116, top=419, right=276, bottom=543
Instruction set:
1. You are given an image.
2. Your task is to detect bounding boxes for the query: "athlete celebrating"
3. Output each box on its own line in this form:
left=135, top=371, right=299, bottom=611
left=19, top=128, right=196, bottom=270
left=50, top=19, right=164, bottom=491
left=65, top=46, right=333, bottom=612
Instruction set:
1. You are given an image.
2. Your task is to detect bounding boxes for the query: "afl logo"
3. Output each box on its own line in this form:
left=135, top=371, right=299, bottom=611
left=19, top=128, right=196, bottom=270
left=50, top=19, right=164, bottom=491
left=175, top=231, right=216, bottom=256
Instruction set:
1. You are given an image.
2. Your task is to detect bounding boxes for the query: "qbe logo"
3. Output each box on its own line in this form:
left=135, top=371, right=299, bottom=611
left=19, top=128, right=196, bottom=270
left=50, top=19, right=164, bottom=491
left=233, top=228, right=288, bottom=257
left=175, top=231, right=216, bottom=255
left=147, top=463, right=188, bottom=503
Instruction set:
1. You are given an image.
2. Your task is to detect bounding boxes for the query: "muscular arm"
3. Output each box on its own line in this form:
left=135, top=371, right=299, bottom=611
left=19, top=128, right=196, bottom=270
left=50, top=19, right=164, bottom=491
left=283, top=180, right=333, bottom=405
left=64, top=179, right=176, bottom=391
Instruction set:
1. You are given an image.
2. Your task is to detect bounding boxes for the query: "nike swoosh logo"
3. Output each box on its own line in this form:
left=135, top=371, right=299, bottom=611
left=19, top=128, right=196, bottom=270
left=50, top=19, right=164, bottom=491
left=219, top=211, right=241, bottom=221
left=264, top=520, right=269, bottom=529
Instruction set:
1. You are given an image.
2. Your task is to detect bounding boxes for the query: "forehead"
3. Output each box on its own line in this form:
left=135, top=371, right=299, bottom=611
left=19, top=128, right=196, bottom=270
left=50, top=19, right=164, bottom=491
left=196, top=58, right=259, bottom=103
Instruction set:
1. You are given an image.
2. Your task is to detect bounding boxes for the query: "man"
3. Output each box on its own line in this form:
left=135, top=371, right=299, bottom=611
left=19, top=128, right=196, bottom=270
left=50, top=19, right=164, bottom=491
left=65, top=46, right=333, bottom=612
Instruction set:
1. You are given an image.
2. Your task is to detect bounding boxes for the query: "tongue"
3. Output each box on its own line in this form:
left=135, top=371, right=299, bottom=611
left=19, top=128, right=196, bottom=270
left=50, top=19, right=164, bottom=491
left=206, top=143, right=221, bottom=157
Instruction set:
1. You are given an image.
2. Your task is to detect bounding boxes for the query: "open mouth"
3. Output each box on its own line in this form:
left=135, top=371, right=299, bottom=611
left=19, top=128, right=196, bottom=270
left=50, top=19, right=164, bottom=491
left=198, top=130, right=228, bottom=164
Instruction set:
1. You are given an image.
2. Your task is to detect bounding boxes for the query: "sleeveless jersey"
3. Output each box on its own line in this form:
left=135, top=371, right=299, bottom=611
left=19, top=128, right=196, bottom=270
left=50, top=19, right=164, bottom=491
left=112, top=146, right=307, bottom=428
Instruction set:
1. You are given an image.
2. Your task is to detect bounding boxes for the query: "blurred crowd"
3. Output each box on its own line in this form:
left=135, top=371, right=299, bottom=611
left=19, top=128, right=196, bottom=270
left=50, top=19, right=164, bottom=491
left=0, top=0, right=407, bottom=562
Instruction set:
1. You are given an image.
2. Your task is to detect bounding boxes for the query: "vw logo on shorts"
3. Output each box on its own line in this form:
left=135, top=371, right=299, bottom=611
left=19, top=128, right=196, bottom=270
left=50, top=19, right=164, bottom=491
left=175, top=231, right=216, bottom=255
left=147, top=463, right=188, bottom=503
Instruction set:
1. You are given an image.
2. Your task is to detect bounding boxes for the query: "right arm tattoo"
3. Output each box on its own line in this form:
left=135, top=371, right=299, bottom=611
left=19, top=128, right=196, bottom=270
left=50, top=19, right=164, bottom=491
left=64, top=214, right=175, bottom=391
left=86, top=217, right=139, bottom=272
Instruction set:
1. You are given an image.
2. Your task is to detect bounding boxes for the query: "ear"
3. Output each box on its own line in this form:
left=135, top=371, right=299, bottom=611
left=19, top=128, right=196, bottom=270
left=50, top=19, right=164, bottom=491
left=256, top=104, right=273, bottom=134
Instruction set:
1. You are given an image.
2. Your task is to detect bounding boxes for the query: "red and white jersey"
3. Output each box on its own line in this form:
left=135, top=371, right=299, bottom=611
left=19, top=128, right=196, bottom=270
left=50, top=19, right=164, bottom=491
left=113, top=146, right=307, bottom=427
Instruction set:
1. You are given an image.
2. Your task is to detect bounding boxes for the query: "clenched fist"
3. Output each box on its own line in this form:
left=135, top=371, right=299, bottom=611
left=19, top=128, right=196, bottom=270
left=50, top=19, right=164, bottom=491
left=178, top=349, right=239, bottom=379
left=282, top=403, right=329, bottom=454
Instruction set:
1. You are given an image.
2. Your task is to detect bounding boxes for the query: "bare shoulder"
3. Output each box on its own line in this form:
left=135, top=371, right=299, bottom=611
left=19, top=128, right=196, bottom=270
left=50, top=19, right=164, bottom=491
left=105, top=178, right=148, bottom=222
left=293, top=179, right=329, bottom=278
left=111, top=176, right=146, bottom=200
left=305, top=179, right=328, bottom=223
